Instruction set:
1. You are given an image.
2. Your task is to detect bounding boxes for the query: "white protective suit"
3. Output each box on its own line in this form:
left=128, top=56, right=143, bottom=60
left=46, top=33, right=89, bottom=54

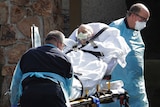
left=64, top=22, right=131, bottom=101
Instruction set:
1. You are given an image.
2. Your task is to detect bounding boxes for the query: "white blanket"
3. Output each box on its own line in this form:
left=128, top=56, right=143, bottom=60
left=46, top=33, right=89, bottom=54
left=67, top=50, right=107, bottom=89
left=64, top=24, right=131, bottom=100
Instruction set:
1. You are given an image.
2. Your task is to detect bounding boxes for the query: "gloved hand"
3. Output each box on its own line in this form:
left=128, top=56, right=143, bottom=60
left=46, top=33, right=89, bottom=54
left=89, top=96, right=100, bottom=107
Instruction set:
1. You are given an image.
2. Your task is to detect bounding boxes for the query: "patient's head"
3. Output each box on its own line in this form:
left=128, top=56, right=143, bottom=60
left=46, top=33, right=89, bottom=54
left=77, top=24, right=93, bottom=45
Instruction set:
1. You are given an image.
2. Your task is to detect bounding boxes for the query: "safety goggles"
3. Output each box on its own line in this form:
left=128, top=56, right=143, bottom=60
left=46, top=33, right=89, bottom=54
left=133, top=13, right=148, bottom=22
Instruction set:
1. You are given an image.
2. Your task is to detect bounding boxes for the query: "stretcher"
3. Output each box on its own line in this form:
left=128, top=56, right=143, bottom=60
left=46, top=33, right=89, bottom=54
left=64, top=24, right=131, bottom=107
left=69, top=75, right=130, bottom=107
left=70, top=91, right=130, bottom=107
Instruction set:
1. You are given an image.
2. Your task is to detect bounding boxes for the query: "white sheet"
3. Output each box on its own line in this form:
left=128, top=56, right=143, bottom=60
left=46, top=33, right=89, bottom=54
left=64, top=24, right=131, bottom=100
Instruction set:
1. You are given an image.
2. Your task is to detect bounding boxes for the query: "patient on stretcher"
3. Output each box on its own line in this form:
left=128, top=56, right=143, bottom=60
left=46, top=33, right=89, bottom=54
left=63, top=23, right=131, bottom=101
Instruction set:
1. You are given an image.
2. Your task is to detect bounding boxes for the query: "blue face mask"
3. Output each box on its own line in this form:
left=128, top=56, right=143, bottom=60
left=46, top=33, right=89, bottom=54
left=135, top=21, right=146, bottom=31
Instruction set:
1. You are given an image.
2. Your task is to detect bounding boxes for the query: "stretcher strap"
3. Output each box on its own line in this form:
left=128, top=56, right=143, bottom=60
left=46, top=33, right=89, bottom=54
left=74, top=75, right=84, bottom=97
left=86, top=27, right=108, bottom=43
left=81, top=49, right=104, bottom=59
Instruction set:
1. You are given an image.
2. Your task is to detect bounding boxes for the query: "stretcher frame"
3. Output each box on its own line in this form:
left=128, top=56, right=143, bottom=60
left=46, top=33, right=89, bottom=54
left=70, top=74, right=130, bottom=107
left=70, top=91, right=130, bottom=107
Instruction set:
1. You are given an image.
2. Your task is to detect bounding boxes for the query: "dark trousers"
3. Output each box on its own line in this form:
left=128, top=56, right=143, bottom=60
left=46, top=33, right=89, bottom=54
left=20, top=78, right=67, bottom=107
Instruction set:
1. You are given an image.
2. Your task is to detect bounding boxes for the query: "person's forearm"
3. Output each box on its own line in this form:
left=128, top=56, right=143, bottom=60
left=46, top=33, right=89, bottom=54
left=10, top=62, right=22, bottom=106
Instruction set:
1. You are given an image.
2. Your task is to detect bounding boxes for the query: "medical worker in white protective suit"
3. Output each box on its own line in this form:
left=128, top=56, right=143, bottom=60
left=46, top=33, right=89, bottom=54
left=101, top=3, right=150, bottom=107
left=67, top=22, right=131, bottom=101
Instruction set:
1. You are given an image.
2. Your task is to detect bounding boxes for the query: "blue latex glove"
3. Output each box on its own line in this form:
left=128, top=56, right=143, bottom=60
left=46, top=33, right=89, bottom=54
left=90, top=96, right=100, bottom=107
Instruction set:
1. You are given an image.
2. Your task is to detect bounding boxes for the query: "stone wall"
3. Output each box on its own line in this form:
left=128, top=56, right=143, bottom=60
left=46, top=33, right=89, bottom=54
left=0, top=0, right=65, bottom=106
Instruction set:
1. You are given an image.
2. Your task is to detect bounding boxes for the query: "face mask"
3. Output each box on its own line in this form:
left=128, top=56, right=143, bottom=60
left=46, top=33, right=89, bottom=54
left=77, top=32, right=88, bottom=40
left=135, top=21, right=146, bottom=31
